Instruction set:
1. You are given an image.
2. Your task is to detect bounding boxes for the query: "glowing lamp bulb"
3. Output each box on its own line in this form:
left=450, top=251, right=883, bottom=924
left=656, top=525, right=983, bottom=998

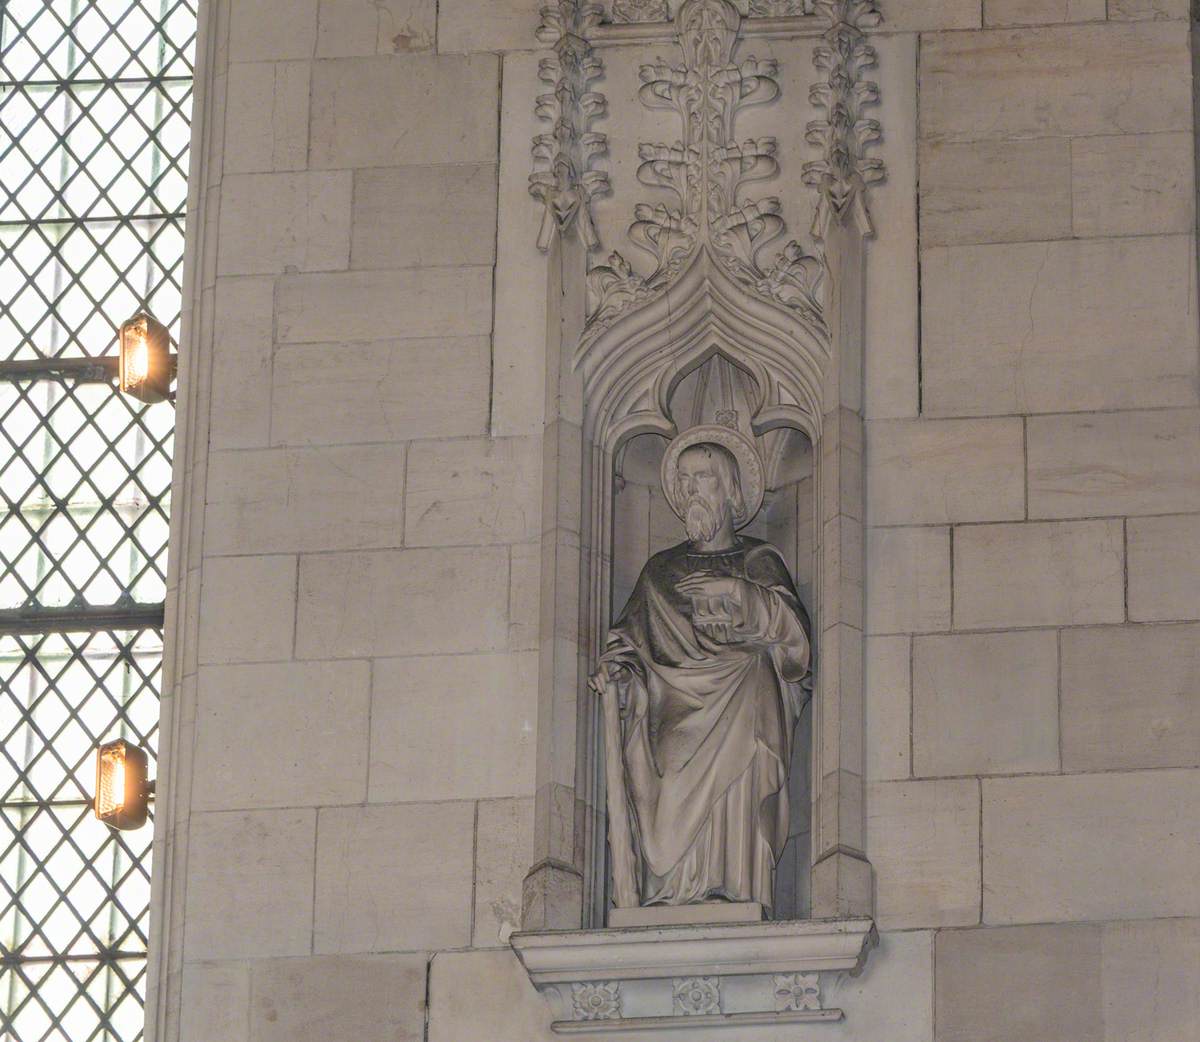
left=118, top=311, right=174, bottom=404
left=95, top=739, right=151, bottom=830
left=122, top=321, right=150, bottom=385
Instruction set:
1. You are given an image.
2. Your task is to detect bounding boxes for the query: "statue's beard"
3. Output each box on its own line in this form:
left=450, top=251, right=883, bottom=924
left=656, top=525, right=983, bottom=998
left=685, top=498, right=723, bottom=543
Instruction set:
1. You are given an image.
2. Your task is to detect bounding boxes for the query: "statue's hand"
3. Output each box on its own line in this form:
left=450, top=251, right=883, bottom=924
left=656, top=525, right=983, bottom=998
left=677, top=573, right=749, bottom=644
left=589, top=660, right=631, bottom=711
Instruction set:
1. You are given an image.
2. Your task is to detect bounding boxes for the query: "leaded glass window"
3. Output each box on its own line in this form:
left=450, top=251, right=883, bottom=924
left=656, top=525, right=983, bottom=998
left=1, top=1, right=196, bottom=1039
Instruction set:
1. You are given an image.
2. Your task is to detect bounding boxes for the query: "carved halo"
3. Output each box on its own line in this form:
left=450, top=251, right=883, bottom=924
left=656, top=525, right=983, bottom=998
left=661, top=424, right=766, bottom=530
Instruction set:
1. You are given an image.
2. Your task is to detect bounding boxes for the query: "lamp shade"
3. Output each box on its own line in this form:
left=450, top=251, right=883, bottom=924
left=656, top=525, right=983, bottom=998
left=118, top=311, right=174, bottom=403
left=94, top=739, right=151, bottom=830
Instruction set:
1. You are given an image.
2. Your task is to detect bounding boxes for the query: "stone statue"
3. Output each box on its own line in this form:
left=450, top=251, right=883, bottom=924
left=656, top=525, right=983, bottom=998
left=591, top=425, right=812, bottom=917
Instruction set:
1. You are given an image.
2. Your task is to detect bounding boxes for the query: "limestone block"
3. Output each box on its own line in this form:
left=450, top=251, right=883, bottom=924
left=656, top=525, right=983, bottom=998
left=276, top=266, right=493, bottom=343
left=204, top=444, right=406, bottom=555
left=867, top=779, right=980, bottom=929
left=491, top=50, right=549, bottom=437
left=865, top=527, right=951, bottom=635
left=369, top=652, right=537, bottom=802
left=351, top=164, right=497, bottom=269
left=1072, top=133, right=1193, bottom=238
left=428, top=950, right=554, bottom=1042
left=438, top=0, right=542, bottom=52
left=217, top=172, right=352, bottom=276
left=183, top=809, right=316, bottom=960
left=314, top=801, right=474, bottom=953
left=954, top=520, right=1125, bottom=629
left=864, top=34, right=919, bottom=420
left=405, top=437, right=541, bottom=546
left=821, top=931, right=935, bottom=1042
left=1061, top=623, right=1200, bottom=771
left=309, top=54, right=499, bottom=169
left=180, top=961, right=249, bottom=1042
left=474, top=797, right=535, bottom=946
left=210, top=276, right=273, bottom=450
left=1108, top=0, right=1188, bottom=17
left=1028, top=409, right=1200, bottom=519
left=296, top=546, right=509, bottom=658
left=316, top=0, right=435, bottom=56
left=250, top=953, right=427, bottom=1042
left=913, top=631, right=1059, bottom=777
left=866, top=419, right=1023, bottom=525
left=198, top=554, right=296, bottom=664
left=271, top=337, right=490, bottom=445
left=1102, top=918, right=1200, bottom=1042
left=935, top=923, right=1103, bottom=1042
left=922, top=236, right=1198, bottom=416
left=983, top=770, right=1200, bottom=923
left=1128, top=513, right=1200, bottom=621
left=229, top=0, right=317, bottom=61
left=224, top=61, right=310, bottom=174
left=984, top=0, right=1105, bottom=24
left=865, top=635, right=911, bottom=782
left=936, top=919, right=1200, bottom=1042
left=920, top=22, right=1191, bottom=143
left=508, top=542, right=540, bottom=650
left=194, top=660, right=370, bottom=810
left=919, top=138, right=1070, bottom=246
left=878, top=0, right=980, bottom=29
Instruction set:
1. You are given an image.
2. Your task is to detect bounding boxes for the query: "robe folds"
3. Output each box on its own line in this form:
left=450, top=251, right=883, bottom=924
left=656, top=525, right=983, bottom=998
left=600, top=536, right=811, bottom=913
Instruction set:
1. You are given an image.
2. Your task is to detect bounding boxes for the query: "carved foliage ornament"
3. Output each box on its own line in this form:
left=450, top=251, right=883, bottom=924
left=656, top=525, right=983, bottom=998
left=774, top=972, right=821, bottom=1012
left=802, top=0, right=884, bottom=235
left=530, top=0, right=611, bottom=250
left=571, top=980, right=622, bottom=1019
left=673, top=976, right=721, bottom=1015
left=584, top=0, right=825, bottom=339
left=608, top=0, right=816, bottom=23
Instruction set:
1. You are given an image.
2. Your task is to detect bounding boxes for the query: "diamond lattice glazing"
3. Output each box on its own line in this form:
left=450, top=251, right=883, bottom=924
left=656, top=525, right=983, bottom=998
left=1, top=1, right=194, bottom=1038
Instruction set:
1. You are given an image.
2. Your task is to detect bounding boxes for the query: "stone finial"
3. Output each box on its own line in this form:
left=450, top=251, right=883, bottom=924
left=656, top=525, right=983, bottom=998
left=530, top=0, right=611, bottom=250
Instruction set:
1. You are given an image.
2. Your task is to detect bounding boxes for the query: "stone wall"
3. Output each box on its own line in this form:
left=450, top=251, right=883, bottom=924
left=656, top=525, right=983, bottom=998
left=159, top=0, right=1200, bottom=1040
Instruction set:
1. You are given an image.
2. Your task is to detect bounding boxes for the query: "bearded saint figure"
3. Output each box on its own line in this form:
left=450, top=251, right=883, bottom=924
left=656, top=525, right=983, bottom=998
left=592, top=426, right=812, bottom=915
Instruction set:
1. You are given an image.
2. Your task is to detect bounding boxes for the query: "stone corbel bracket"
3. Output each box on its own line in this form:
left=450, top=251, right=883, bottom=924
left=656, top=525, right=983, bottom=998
left=512, top=918, right=877, bottom=1033
left=530, top=0, right=611, bottom=250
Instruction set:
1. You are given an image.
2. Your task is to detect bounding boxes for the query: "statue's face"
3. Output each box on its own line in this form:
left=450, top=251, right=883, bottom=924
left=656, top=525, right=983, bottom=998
left=677, top=445, right=731, bottom=543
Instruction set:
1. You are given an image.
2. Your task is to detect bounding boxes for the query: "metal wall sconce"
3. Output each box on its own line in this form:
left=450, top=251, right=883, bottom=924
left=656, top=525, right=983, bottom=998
left=94, top=739, right=155, bottom=831
left=0, top=310, right=178, bottom=405
left=118, top=311, right=177, bottom=404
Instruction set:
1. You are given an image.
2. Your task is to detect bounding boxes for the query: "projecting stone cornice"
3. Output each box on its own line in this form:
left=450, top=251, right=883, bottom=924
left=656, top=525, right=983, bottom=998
left=511, top=917, right=878, bottom=1033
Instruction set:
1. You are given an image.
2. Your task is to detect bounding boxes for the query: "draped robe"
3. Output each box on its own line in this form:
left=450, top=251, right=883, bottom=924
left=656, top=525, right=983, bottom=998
left=599, top=536, right=811, bottom=912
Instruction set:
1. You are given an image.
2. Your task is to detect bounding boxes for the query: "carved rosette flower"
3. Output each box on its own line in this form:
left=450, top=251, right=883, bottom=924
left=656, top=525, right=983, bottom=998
left=530, top=0, right=611, bottom=250
left=802, top=0, right=885, bottom=236
left=673, top=976, right=721, bottom=1015
left=774, top=972, right=822, bottom=1012
left=571, top=980, right=622, bottom=1020
left=583, top=0, right=827, bottom=337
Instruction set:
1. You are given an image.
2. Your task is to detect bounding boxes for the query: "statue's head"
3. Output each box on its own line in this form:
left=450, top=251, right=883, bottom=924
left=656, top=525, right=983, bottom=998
left=661, top=424, right=765, bottom=536
left=676, top=442, right=747, bottom=543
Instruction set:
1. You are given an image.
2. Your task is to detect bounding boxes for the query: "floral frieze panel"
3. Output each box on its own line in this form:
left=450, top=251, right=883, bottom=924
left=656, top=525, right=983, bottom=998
left=604, top=0, right=816, bottom=22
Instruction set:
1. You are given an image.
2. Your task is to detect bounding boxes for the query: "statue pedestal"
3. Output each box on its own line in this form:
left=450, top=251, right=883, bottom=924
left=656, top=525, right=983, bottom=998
left=511, top=917, right=877, bottom=1033
left=607, top=901, right=763, bottom=928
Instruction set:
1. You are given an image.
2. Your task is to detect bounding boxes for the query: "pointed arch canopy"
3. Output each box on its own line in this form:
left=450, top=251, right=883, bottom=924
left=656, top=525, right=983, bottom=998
left=575, top=246, right=831, bottom=453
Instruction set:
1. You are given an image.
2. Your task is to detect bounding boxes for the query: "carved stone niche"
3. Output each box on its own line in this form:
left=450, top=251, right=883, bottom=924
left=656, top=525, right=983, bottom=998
left=516, top=0, right=883, bottom=1032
